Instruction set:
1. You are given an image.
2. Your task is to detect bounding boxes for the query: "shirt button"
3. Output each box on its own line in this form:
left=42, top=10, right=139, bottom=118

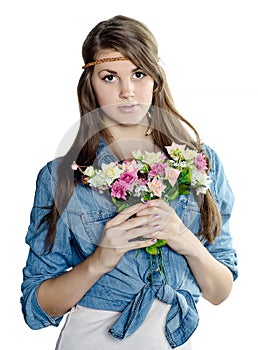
left=147, top=274, right=152, bottom=282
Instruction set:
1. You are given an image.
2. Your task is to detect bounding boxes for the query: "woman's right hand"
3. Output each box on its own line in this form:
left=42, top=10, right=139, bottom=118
left=92, top=201, right=161, bottom=271
left=37, top=203, right=160, bottom=319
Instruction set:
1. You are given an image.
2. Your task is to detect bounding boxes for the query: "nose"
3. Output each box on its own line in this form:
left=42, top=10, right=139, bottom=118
left=119, top=79, right=135, bottom=99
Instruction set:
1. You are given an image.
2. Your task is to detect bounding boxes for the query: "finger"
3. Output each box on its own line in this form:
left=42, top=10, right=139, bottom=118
left=102, top=216, right=156, bottom=249
left=128, top=238, right=158, bottom=251
left=120, top=212, right=159, bottom=231
left=126, top=223, right=161, bottom=242
left=129, top=232, right=160, bottom=242
left=136, top=201, right=174, bottom=219
left=141, top=198, right=169, bottom=211
left=128, top=236, right=150, bottom=242
left=100, top=231, right=158, bottom=251
left=109, top=202, right=149, bottom=227
left=135, top=203, right=176, bottom=232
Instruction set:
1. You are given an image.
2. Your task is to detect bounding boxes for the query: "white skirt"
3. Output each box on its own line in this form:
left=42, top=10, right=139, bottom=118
left=56, top=299, right=192, bottom=350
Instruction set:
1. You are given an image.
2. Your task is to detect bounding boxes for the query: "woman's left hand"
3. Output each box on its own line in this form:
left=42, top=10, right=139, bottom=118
left=136, top=199, right=192, bottom=255
left=137, top=199, right=234, bottom=305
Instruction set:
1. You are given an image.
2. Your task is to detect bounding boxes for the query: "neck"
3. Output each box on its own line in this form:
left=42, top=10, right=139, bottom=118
left=104, top=125, right=157, bottom=161
left=110, top=123, right=149, bottom=140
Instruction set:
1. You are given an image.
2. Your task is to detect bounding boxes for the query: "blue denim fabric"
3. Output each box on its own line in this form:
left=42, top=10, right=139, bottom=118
left=21, top=140, right=238, bottom=348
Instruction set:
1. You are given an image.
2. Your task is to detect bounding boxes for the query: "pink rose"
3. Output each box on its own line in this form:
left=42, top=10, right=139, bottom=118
left=149, top=162, right=167, bottom=177
left=119, top=172, right=137, bottom=192
left=110, top=180, right=127, bottom=200
left=120, top=172, right=137, bottom=184
left=123, top=159, right=138, bottom=173
left=194, top=153, right=208, bottom=172
left=148, top=177, right=166, bottom=198
left=165, top=167, right=180, bottom=186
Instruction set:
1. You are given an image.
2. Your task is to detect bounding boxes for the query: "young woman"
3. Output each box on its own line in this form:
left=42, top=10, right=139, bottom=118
left=21, top=15, right=238, bottom=349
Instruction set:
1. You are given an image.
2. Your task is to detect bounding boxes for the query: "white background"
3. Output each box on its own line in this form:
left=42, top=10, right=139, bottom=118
left=1, top=0, right=257, bottom=349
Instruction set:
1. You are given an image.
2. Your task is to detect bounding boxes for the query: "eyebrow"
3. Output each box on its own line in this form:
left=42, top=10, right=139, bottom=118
left=98, top=67, right=141, bottom=74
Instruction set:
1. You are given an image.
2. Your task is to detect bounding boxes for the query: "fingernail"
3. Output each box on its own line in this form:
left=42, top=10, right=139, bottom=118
left=151, top=238, right=157, bottom=244
left=143, top=200, right=149, bottom=205
left=153, top=214, right=160, bottom=220
left=153, top=224, right=160, bottom=230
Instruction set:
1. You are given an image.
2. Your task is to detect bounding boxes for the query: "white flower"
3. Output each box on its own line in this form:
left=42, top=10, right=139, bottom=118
left=88, top=172, right=107, bottom=188
left=134, top=185, right=148, bottom=197
left=182, top=149, right=198, bottom=161
left=179, top=161, right=187, bottom=168
left=142, top=151, right=163, bottom=165
left=165, top=142, right=186, bottom=156
left=83, top=166, right=95, bottom=177
left=132, top=150, right=143, bottom=160
left=101, top=162, right=123, bottom=186
left=191, top=169, right=212, bottom=194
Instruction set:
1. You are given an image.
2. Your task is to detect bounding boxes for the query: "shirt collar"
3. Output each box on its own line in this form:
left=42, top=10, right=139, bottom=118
left=96, top=138, right=117, bottom=167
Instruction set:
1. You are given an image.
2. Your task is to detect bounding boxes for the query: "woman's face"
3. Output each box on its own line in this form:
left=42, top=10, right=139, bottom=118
left=91, top=49, right=154, bottom=127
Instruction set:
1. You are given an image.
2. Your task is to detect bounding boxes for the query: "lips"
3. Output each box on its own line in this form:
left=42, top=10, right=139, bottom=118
left=118, top=104, right=139, bottom=113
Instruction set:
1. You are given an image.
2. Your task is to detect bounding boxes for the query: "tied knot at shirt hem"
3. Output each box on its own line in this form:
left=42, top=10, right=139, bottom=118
left=109, top=283, right=199, bottom=349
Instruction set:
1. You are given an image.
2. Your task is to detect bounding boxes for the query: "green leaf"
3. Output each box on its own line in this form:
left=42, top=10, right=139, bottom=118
left=117, top=203, right=129, bottom=212
left=178, top=168, right=191, bottom=183
left=145, top=239, right=166, bottom=255
left=112, top=197, right=129, bottom=212
left=140, top=164, right=150, bottom=173
left=142, top=193, right=152, bottom=201
left=178, top=183, right=190, bottom=195
left=146, top=245, right=158, bottom=255
left=111, top=197, right=117, bottom=206
left=166, top=188, right=179, bottom=201
left=155, top=239, right=167, bottom=247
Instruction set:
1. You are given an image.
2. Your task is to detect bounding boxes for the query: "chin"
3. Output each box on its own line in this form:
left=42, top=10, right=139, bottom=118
left=119, top=117, right=146, bottom=126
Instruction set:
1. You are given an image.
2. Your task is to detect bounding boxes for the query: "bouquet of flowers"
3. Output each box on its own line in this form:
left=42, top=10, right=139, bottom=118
left=72, top=142, right=211, bottom=257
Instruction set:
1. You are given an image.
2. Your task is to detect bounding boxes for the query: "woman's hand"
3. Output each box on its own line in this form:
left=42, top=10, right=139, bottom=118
left=93, top=202, right=162, bottom=271
left=136, top=199, right=234, bottom=304
left=135, top=198, right=193, bottom=255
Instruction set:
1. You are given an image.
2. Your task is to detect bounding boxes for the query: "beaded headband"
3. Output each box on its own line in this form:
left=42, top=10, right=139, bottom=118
left=82, top=57, right=129, bottom=69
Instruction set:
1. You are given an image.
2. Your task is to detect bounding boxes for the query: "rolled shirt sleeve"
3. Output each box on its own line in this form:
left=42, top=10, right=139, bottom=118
left=21, top=162, right=73, bottom=329
left=203, top=145, right=238, bottom=281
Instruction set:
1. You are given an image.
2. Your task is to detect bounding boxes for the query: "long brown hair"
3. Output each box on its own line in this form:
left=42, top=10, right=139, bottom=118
left=43, top=15, right=221, bottom=252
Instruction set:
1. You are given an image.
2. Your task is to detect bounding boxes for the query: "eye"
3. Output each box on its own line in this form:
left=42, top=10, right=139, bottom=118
left=133, top=71, right=146, bottom=79
left=103, top=74, right=117, bottom=82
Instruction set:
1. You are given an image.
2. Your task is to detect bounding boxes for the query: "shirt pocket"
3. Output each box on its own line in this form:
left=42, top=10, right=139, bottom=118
left=171, top=193, right=201, bottom=235
left=66, top=208, right=117, bottom=254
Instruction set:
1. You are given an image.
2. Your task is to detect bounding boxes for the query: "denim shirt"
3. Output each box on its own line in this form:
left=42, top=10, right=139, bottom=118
left=21, top=141, right=238, bottom=349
